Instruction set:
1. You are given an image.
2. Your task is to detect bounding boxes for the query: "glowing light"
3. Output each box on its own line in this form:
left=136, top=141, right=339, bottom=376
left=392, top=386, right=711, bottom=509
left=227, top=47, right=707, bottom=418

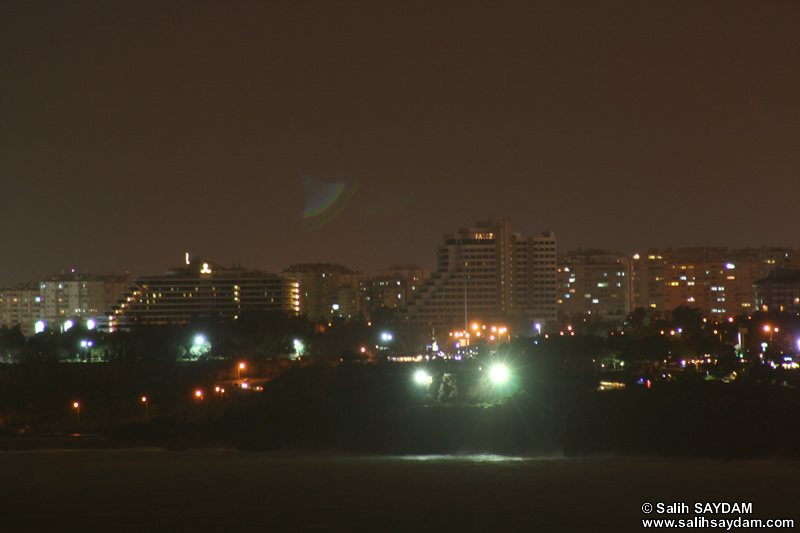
left=414, top=370, right=431, bottom=385
left=63, top=320, right=74, bottom=332
left=201, top=263, right=212, bottom=274
left=195, top=390, right=203, bottom=398
left=86, top=319, right=96, bottom=330
left=73, top=402, right=79, bottom=408
left=490, top=365, right=509, bottom=384
left=195, top=335, right=206, bottom=345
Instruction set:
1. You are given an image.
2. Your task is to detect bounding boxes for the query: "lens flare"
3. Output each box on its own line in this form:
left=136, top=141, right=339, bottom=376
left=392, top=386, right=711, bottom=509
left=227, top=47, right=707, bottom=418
left=300, top=172, right=358, bottom=231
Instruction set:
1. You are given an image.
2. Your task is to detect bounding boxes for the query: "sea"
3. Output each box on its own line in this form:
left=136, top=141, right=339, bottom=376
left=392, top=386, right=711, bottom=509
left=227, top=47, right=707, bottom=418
left=1, top=449, right=798, bottom=532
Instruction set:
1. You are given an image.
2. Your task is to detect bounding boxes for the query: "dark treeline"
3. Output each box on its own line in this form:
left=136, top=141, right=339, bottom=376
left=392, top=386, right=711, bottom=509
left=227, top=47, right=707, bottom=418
left=2, top=306, right=800, bottom=457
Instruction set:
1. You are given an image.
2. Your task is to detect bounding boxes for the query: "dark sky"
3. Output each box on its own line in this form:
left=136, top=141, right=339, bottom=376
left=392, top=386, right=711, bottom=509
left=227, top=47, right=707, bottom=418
left=3, top=1, right=799, bottom=286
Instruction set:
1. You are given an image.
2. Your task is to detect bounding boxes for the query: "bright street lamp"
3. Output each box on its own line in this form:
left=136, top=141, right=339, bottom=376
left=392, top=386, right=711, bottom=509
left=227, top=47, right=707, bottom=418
left=238, top=362, right=246, bottom=379
left=414, top=370, right=431, bottom=385
left=763, top=325, right=779, bottom=342
left=73, top=402, right=80, bottom=424
left=141, top=396, right=148, bottom=418
left=489, top=364, right=509, bottom=384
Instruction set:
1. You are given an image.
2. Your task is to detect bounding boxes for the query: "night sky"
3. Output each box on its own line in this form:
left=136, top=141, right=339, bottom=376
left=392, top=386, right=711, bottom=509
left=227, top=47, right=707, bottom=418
left=3, top=1, right=799, bottom=286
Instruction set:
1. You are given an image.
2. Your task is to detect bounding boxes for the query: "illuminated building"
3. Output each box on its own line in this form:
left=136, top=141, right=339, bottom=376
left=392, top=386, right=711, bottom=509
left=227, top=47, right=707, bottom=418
left=370, top=265, right=431, bottom=312
left=632, top=247, right=798, bottom=317
left=38, top=272, right=130, bottom=333
left=557, top=250, right=630, bottom=319
left=527, top=230, right=559, bottom=325
left=0, top=283, right=41, bottom=336
left=401, top=218, right=557, bottom=330
left=754, top=269, right=800, bottom=313
left=104, top=255, right=298, bottom=330
left=631, top=251, right=666, bottom=311
left=1, top=273, right=129, bottom=336
left=283, top=263, right=367, bottom=320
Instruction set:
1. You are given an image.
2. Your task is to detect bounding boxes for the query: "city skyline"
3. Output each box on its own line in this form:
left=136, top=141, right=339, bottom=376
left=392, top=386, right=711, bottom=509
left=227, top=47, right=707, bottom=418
left=3, top=1, right=799, bottom=287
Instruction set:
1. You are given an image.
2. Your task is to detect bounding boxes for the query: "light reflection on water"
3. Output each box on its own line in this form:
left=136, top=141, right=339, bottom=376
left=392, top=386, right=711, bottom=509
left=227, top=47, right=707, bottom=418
left=394, top=453, right=532, bottom=463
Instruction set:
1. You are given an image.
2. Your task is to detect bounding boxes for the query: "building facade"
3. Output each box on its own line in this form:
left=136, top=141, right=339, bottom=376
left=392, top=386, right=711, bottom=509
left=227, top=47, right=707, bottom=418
left=370, top=265, right=431, bottom=313
left=401, top=219, right=557, bottom=331
left=631, top=247, right=798, bottom=317
left=753, top=269, right=800, bottom=313
left=0, top=283, right=41, bottom=336
left=283, top=263, right=367, bottom=320
left=105, top=256, right=298, bottom=330
left=557, top=250, right=630, bottom=319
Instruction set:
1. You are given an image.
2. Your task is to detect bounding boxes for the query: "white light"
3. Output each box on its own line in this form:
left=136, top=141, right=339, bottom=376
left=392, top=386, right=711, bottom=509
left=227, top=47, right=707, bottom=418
left=195, top=335, right=206, bottom=345
left=490, top=365, right=509, bottom=384
left=35, top=320, right=46, bottom=334
left=332, top=303, right=340, bottom=310
left=63, top=320, right=74, bottom=332
left=414, top=370, right=430, bottom=384
left=86, top=319, right=96, bottom=330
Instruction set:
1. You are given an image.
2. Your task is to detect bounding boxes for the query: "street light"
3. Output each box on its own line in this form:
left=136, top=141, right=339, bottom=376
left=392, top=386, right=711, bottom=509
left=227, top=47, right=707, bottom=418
left=414, top=370, right=431, bottom=385
left=763, top=325, right=779, bottom=342
left=195, top=389, right=203, bottom=400
left=238, top=362, right=246, bottom=379
left=141, top=396, right=148, bottom=418
left=73, top=402, right=80, bottom=424
left=490, top=364, right=509, bottom=384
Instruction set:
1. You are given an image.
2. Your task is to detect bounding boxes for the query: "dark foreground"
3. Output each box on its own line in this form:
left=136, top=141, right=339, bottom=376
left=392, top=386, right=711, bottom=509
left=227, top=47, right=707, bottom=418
left=2, top=450, right=797, bottom=532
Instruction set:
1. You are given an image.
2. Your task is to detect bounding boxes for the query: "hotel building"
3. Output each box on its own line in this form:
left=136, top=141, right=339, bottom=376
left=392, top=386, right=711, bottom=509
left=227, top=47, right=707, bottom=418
left=104, top=255, right=298, bottom=331
left=401, top=219, right=557, bottom=331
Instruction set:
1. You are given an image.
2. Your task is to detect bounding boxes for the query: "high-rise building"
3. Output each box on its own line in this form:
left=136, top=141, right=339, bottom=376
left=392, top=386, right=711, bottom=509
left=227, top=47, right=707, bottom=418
left=370, top=265, right=431, bottom=313
left=104, top=255, right=297, bottom=330
left=0, top=283, right=41, bottom=336
left=282, top=263, right=366, bottom=320
left=401, top=219, right=557, bottom=331
left=38, top=272, right=130, bottom=332
left=631, top=251, right=666, bottom=312
left=557, top=250, right=630, bottom=319
left=631, top=247, right=797, bottom=317
left=526, top=230, right=559, bottom=325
